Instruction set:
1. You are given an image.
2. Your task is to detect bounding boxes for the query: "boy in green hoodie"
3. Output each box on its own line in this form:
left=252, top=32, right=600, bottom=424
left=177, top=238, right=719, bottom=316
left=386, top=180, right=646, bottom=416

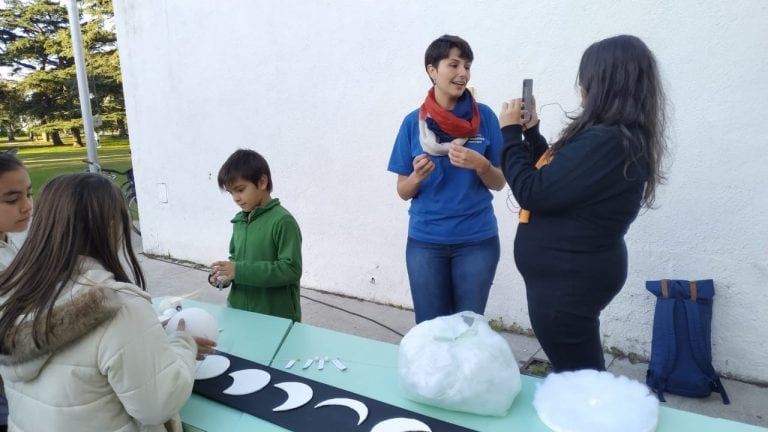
left=209, top=149, right=302, bottom=321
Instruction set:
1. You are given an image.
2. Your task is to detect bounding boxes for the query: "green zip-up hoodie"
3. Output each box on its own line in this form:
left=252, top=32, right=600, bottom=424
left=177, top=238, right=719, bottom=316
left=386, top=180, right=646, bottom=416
left=228, top=198, right=302, bottom=321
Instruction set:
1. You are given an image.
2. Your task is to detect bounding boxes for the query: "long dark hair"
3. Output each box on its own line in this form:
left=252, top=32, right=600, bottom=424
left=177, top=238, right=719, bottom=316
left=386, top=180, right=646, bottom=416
left=0, top=152, right=26, bottom=176
left=553, top=35, right=667, bottom=207
left=0, top=173, right=145, bottom=351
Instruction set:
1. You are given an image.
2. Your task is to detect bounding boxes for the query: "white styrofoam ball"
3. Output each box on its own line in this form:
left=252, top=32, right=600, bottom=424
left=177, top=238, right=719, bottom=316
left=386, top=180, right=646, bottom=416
left=156, top=297, right=182, bottom=312
left=166, top=307, right=219, bottom=342
left=158, top=308, right=178, bottom=322
left=533, top=369, right=658, bottom=432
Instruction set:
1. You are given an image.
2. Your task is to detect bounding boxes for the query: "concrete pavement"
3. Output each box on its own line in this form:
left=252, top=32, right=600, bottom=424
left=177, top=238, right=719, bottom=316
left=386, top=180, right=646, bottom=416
left=137, top=251, right=768, bottom=429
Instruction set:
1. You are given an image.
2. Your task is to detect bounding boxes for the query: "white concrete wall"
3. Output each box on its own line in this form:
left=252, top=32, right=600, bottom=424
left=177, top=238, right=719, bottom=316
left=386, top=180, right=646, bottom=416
left=113, top=0, right=768, bottom=382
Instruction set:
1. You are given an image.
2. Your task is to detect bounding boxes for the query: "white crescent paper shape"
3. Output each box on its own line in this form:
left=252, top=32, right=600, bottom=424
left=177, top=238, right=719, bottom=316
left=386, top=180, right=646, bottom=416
left=370, top=418, right=432, bottom=432
left=222, top=369, right=271, bottom=396
left=314, top=398, right=369, bottom=426
left=272, top=382, right=313, bottom=411
left=195, top=354, right=230, bottom=380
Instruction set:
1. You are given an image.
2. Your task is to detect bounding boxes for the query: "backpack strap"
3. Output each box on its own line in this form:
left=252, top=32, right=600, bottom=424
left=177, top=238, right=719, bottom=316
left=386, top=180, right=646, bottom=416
left=683, top=281, right=730, bottom=405
left=683, top=299, right=712, bottom=373
left=653, top=296, right=678, bottom=402
left=713, top=377, right=731, bottom=405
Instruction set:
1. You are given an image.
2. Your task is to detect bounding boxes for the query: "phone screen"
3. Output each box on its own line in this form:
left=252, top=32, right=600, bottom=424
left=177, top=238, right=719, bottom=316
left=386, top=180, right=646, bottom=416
left=522, top=79, right=533, bottom=122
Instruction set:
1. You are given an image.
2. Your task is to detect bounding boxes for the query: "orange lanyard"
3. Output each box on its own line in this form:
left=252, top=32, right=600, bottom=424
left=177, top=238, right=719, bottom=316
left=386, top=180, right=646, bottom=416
left=519, top=150, right=554, bottom=223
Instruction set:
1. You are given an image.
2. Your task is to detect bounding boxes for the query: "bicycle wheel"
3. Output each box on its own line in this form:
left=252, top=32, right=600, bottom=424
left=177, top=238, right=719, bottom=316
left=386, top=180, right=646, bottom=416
left=126, top=194, right=141, bottom=236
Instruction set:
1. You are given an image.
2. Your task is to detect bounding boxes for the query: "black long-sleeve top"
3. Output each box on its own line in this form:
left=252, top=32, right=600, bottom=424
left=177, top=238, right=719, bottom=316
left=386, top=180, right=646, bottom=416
left=501, top=123, right=648, bottom=253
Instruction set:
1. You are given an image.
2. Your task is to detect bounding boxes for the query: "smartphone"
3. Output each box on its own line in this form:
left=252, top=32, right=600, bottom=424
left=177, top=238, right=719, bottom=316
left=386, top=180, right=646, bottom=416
left=522, top=79, right=533, bottom=122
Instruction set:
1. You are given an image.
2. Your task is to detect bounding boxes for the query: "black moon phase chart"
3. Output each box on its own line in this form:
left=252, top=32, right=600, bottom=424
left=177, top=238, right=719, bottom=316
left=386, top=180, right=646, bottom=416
left=192, top=352, right=477, bottom=432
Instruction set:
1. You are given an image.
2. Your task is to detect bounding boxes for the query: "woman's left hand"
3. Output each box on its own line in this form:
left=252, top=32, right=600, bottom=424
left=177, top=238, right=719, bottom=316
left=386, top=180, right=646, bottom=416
left=499, top=98, right=524, bottom=128
left=448, top=144, right=487, bottom=172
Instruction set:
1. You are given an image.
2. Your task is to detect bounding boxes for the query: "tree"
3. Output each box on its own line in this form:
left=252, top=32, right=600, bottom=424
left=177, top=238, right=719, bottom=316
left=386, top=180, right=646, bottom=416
left=78, top=0, right=128, bottom=137
left=1, top=0, right=75, bottom=145
left=0, top=80, right=26, bottom=141
left=0, top=0, right=127, bottom=145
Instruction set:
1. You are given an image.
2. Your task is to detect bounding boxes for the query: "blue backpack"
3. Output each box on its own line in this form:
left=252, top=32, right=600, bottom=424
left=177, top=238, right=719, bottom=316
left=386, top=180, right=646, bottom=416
left=645, top=279, right=730, bottom=404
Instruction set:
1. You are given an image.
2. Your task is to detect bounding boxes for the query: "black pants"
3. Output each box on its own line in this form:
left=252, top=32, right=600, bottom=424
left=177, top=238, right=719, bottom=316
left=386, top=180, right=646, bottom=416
left=517, top=241, right=628, bottom=372
left=1, top=380, right=6, bottom=432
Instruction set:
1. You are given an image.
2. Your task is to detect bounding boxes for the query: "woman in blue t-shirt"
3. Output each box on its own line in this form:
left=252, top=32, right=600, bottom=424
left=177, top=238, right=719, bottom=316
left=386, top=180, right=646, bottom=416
left=387, top=34, right=505, bottom=323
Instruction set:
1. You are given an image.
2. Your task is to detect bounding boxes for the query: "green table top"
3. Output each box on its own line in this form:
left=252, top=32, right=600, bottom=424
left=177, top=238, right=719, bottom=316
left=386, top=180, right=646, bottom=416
left=275, top=322, right=546, bottom=431
left=156, top=299, right=766, bottom=432
left=275, top=322, right=767, bottom=432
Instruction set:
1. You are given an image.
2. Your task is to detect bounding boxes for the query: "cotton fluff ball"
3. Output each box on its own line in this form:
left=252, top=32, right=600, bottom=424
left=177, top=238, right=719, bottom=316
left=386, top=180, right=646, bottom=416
left=533, top=370, right=658, bottom=432
left=398, top=311, right=521, bottom=416
left=166, top=307, right=220, bottom=342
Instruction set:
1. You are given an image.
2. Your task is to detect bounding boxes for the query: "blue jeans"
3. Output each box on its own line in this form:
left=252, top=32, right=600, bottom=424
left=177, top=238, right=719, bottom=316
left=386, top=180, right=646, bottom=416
left=406, top=235, right=500, bottom=323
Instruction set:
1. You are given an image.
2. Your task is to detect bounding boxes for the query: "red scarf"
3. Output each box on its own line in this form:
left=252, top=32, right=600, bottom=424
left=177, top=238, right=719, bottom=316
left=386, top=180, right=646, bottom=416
left=418, top=87, right=480, bottom=138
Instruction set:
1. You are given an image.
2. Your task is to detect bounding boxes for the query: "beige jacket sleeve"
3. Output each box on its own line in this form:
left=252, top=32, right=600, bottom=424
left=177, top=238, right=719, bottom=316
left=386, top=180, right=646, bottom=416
left=97, top=291, right=197, bottom=426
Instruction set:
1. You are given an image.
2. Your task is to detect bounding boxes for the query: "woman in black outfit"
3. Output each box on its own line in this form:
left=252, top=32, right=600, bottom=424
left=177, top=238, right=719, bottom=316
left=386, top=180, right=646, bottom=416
left=499, top=35, right=667, bottom=372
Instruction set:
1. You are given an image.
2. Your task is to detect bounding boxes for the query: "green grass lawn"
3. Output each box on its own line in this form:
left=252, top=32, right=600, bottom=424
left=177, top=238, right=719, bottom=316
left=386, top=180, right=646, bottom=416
left=2, top=135, right=133, bottom=195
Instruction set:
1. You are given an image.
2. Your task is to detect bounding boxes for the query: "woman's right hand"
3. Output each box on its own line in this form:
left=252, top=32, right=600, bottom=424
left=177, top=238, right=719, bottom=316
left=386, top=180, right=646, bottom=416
left=411, top=154, right=435, bottom=182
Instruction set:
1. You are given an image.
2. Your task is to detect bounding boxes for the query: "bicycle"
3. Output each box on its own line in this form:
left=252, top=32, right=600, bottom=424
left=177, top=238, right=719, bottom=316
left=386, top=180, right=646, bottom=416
left=83, top=160, right=141, bottom=235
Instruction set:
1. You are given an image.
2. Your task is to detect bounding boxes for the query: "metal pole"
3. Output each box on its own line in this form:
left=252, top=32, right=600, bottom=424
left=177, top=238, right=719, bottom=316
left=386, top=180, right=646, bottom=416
left=66, top=0, right=99, bottom=173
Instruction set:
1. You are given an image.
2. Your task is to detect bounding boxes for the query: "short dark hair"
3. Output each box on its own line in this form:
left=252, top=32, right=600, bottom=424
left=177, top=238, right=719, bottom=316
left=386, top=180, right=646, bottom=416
left=217, top=149, right=273, bottom=192
left=424, top=34, right=474, bottom=75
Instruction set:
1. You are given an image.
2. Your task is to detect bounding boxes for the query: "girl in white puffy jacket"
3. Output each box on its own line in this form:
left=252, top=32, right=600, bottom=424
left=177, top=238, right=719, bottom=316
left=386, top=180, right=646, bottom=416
left=0, top=173, right=199, bottom=432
